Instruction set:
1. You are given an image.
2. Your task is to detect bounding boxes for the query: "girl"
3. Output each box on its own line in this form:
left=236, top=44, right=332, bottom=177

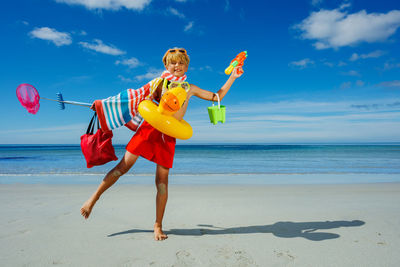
left=80, top=48, right=243, bottom=241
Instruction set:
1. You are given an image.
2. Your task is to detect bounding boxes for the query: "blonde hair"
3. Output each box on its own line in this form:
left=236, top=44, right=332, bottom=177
left=162, top=47, right=190, bottom=67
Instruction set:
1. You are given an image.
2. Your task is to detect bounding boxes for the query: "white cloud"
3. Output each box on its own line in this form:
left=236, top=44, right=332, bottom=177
left=8, top=98, right=400, bottom=143
left=289, top=58, right=314, bottom=69
left=311, top=0, right=323, bottom=7
left=135, top=68, right=163, bottom=81
left=199, top=65, right=213, bottom=71
left=341, top=70, right=360, bottom=76
left=383, top=61, right=400, bottom=70
left=184, top=21, right=194, bottom=32
left=167, top=7, right=185, bottom=18
left=79, top=39, right=125, bottom=55
left=71, top=30, right=87, bottom=36
left=29, top=27, right=72, bottom=46
left=224, top=0, right=230, bottom=12
left=356, top=80, right=365, bottom=87
left=351, top=102, right=400, bottom=110
left=115, top=57, right=141, bottom=68
left=0, top=124, right=87, bottom=134
left=339, top=2, right=351, bottom=10
left=322, top=60, right=347, bottom=67
left=54, top=0, right=151, bottom=11
left=184, top=99, right=400, bottom=143
left=118, top=75, right=134, bottom=82
left=378, top=80, right=400, bottom=88
left=295, top=8, right=400, bottom=49
left=323, top=61, right=334, bottom=67
left=0, top=123, right=89, bottom=144
left=350, top=50, right=385, bottom=61
left=340, top=81, right=352, bottom=89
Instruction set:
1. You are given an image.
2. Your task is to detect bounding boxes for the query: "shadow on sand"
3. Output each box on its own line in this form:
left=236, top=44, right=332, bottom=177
left=108, top=220, right=365, bottom=241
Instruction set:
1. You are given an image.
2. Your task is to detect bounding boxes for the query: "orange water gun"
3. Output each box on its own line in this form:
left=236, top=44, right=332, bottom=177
left=225, top=51, right=247, bottom=75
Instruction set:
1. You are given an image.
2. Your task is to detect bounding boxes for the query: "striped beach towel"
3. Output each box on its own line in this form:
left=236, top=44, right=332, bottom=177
left=95, top=71, right=187, bottom=132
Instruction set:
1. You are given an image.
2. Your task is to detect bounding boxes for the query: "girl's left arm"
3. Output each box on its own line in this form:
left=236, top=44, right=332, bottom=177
left=173, top=67, right=243, bottom=121
left=190, top=67, right=243, bottom=102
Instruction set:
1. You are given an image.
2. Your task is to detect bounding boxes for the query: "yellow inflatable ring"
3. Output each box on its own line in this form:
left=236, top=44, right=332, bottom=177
left=138, top=100, right=193, bottom=140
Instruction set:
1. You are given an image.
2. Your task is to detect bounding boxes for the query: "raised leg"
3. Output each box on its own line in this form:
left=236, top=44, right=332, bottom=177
left=80, top=151, right=139, bottom=219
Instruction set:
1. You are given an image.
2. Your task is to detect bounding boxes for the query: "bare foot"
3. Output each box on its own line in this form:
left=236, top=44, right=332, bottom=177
left=80, top=197, right=96, bottom=219
left=154, top=223, right=168, bottom=241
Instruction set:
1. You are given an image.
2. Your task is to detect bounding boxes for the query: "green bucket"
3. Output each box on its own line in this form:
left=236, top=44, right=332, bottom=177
left=207, top=93, right=226, bottom=124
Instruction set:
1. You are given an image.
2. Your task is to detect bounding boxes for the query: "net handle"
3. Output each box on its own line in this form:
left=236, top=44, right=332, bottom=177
left=40, top=97, right=91, bottom=107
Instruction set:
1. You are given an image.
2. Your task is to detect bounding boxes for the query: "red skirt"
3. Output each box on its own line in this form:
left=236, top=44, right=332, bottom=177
left=126, top=121, right=176, bottom=169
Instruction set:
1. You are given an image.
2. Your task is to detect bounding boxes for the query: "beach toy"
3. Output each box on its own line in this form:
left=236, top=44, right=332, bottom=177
left=207, top=93, right=226, bottom=125
left=225, top=51, right=247, bottom=75
left=16, top=83, right=91, bottom=114
left=16, top=84, right=40, bottom=114
left=138, top=84, right=193, bottom=140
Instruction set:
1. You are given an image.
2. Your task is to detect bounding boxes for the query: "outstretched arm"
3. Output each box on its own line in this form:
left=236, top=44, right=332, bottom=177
left=190, top=67, right=243, bottom=101
left=173, top=67, right=243, bottom=121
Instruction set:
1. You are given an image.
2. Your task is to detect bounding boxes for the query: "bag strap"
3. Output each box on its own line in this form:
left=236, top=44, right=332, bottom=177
left=86, top=112, right=97, bottom=135
left=96, top=114, right=100, bottom=130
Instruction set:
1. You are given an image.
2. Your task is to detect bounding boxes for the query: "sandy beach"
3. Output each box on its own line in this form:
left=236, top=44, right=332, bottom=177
left=1, top=179, right=399, bottom=266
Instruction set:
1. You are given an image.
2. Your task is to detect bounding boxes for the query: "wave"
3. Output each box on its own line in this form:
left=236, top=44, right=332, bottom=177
left=0, top=156, right=34, bottom=161
left=1, top=171, right=400, bottom=176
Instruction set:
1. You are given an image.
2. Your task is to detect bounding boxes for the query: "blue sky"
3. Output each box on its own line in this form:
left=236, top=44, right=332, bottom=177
left=1, top=0, right=400, bottom=144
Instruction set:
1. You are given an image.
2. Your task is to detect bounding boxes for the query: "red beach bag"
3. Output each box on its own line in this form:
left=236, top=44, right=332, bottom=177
left=80, top=112, right=118, bottom=168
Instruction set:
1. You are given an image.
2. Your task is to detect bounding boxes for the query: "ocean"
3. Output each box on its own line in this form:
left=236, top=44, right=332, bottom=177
left=1, top=144, right=400, bottom=184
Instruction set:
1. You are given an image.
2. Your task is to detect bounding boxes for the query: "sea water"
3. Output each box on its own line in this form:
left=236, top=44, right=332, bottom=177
left=1, top=144, right=399, bottom=184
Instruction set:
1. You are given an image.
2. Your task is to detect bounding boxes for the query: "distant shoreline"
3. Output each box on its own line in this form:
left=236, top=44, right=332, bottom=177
left=1, top=173, right=400, bottom=185
left=2, top=143, right=400, bottom=146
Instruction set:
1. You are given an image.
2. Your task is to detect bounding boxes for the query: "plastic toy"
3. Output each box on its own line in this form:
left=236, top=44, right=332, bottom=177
left=207, top=93, right=226, bottom=124
left=138, top=83, right=193, bottom=140
left=225, top=51, right=247, bottom=75
left=16, top=83, right=91, bottom=114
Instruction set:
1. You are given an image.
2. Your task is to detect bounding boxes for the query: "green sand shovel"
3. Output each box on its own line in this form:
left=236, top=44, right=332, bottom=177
left=207, top=93, right=226, bottom=125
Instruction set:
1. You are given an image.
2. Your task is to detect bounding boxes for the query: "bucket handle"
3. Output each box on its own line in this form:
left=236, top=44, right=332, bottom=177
left=211, top=93, right=221, bottom=109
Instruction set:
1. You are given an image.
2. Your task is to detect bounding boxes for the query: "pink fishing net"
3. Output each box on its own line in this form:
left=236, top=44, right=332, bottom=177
left=16, top=84, right=40, bottom=114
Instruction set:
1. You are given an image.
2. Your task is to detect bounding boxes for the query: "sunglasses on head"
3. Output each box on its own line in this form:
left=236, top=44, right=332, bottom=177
left=167, top=81, right=190, bottom=91
left=168, top=49, right=186, bottom=54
